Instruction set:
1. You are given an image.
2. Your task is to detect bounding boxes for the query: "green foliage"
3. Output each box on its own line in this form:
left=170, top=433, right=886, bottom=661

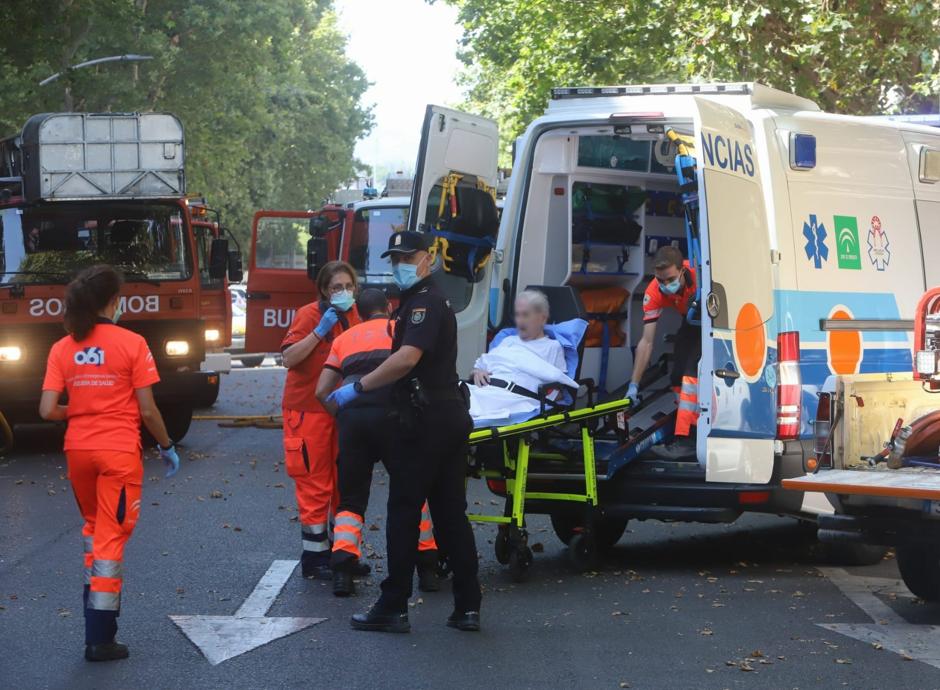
left=443, top=0, right=940, bottom=159
left=0, top=0, right=372, bottom=252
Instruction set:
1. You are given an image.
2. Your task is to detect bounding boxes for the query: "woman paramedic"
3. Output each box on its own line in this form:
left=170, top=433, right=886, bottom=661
left=39, top=265, right=180, bottom=663
left=280, top=260, right=362, bottom=580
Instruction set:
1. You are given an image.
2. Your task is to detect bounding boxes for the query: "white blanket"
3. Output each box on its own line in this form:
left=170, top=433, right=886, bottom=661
left=469, top=336, right=578, bottom=425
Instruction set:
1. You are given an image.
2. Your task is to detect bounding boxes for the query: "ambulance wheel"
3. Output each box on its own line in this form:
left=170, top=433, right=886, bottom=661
left=897, top=545, right=940, bottom=602
left=508, top=546, right=532, bottom=582
left=495, top=527, right=511, bottom=565
left=567, top=532, right=600, bottom=572
left=823, top=541, right=889, bottom=566
left=550, top=511, right=627, bottom=550
left=163, top=406, right=193, bottom=443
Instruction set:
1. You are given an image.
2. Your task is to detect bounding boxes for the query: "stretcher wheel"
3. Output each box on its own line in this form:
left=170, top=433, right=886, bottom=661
left=495, top=527, right=511, bottom=565
left=567, top=532, right=600, bottom=572
left=508, top=546, right=532, bottom=582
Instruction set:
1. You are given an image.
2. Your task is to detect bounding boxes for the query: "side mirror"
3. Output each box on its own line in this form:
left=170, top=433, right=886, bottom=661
left=307, top=236, right=328, bottom=281
left=209, top=238, right=229, bottom=280
left=227, top=250, right=243, bottom=283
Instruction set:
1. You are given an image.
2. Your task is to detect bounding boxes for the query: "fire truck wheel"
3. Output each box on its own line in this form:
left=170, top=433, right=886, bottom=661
left=195, top=376, right=221, bottom=409
left=240, top=355, right=265, bottom=368
left=897, top=545, right=940, bottom=602
left=162, top=406, right=194, bottom=443
left=822, top=541, right=889, bottom=567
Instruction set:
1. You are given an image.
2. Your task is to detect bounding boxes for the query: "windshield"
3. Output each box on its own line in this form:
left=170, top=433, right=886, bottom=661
left=0, top=202, right=192, bottom=284
left=349, top=205, right=408, bottom=283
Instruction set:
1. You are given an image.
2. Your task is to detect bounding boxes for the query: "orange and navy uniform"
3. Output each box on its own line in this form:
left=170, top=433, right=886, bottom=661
left=324, top=318, right=438, bottom=570
left=642, top=262, right=701, bottom=437
left=42, top=320, right=159, bottom=644
left=281, top=301, right=360, bottom=569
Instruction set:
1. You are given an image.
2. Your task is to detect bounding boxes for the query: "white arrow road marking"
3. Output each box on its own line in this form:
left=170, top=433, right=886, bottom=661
left=820, top=567, right=940, bottom=669
left=170, top=559, right=326, bottom=666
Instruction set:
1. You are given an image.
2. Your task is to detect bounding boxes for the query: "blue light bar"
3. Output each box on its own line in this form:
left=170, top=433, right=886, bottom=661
left=789, top=133, right=816, bottom=170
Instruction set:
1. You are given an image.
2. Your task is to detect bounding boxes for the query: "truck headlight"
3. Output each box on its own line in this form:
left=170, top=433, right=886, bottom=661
left=916, top=350, right=939, bottom=376
left=0, top=345, right=22, bottom=362
left=165, top=340, right=190, bottom=357
left=204, top=328, right=221, bottom=343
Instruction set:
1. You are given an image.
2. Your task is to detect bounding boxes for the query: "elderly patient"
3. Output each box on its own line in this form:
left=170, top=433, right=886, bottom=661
left=469, top=289, right=578, bottom=425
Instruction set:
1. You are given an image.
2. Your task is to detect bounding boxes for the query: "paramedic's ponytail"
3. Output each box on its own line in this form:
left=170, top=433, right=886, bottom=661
left=64, top=265, right=123, bottom=341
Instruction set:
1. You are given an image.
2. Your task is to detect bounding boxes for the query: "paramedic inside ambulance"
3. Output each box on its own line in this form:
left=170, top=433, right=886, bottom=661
left=625, top=245, right=701, bottom=459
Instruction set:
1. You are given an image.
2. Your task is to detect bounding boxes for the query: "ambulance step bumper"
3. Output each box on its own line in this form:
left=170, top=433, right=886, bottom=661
left=603, top=504, right=740, bottom=523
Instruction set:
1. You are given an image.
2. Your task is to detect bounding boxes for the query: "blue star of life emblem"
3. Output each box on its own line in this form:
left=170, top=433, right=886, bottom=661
left=803, top=214, right=829, bottom=269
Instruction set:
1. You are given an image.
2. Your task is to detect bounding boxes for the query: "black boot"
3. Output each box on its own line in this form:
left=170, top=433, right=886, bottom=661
left=301, top=552, right=332, bottom=580
left=333, top=569, right=355, bottom=597
left=85, top=642, right=129, bottom=662
left=417, top=566, right=441, bottom=592
left=446, top=610, right=481, bottom=632
left=350, top=604, right=410, bottom=633
left=350, top=560, right=371, bottom=576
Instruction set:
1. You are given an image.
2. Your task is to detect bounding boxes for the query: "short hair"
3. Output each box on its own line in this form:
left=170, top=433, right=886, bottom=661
left=653, top=245, right=684, bottom=271
left=516, top=289, right=550, bottom=318
left=356, top=288, right=388, bottom=317
left=316, top=260, right=358, bottom=301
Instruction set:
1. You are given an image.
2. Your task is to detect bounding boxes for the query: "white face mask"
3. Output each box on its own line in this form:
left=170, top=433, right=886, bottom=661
left=330, top=289, right=355, bottom=312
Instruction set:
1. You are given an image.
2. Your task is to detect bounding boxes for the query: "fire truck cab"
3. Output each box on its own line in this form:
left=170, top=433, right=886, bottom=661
left=0, top=112, right=242, bottom=440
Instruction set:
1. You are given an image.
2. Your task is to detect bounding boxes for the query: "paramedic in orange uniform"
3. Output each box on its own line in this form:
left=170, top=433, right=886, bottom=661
left=280, top=260, right=361, bottom=579
left=626, top=245, right=701, bottom=459
left=39, top=265, right=180, bottom=663
left=316, top=288, right=439, bottom=597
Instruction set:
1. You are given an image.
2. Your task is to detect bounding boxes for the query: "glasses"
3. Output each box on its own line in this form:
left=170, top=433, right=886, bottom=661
left=328, top=282, right=354, bottom=295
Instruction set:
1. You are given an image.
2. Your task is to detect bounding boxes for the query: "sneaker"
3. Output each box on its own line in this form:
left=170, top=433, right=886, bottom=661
left=446, top=610, right=481, bottom=632
left=85, top=642, right=129, bottom=662
left=651, top=437, right=696, bottom=460
left=350, top=604, right=410, bottom=633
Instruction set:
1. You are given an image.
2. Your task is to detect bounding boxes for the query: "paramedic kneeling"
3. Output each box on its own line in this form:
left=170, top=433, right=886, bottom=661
left=327, top=230, right=481, bottom=633
left=626, top=245, right=701, bottom=459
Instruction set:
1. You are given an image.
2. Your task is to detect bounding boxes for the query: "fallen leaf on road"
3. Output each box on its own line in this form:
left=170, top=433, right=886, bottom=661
left=739, top=662, right=754, bottom=672
left=872, top=643, right=883, bottom=650
left=210, top=490, right=223, bottom=499
left=750, top=650, right=764, bottom=658
left=273, top=482, right=285, bottom=488
left=700, top=628, right=713, bottom=636
left=835, top=658, right=851, bottom=665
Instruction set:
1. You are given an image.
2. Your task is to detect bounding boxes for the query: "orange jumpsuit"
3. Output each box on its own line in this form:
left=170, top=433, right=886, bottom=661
left=43, top=320, right=159, bottom=645
left=281, top=301, right=360, bottom=574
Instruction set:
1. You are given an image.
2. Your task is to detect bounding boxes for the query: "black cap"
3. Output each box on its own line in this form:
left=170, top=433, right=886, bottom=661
left=380, top=230, right=430, bottom=258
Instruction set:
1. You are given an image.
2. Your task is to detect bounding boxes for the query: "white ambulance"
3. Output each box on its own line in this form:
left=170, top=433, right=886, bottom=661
left=404, top=83, right=940, bottom=550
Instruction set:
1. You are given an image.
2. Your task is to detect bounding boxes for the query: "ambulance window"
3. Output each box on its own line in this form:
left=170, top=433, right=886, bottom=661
left=578, top=136, right=650, bottom=173
left=255, top=217, right=307, bottom=270
left=921, top=148, right=940, bottom=183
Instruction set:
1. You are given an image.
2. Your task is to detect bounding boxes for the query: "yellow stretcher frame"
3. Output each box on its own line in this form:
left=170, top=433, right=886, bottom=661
left=465, top=399, right=631, bottom=577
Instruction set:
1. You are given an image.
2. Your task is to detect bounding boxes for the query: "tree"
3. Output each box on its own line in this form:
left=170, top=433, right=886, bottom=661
left=442, top=0, right=940, bottom=157
left=0, top=0, right=372, bottom=251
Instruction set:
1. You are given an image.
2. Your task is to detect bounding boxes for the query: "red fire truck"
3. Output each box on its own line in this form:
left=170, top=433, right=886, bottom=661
left=0, top=112, right=241, bottom=441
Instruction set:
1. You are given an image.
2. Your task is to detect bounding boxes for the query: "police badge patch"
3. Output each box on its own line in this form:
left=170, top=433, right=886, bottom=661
left=410, top=307, right=427, bottom=325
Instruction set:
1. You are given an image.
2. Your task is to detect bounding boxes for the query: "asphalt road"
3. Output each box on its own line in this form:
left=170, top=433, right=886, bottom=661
left=3, top=365, right=940, bottom=689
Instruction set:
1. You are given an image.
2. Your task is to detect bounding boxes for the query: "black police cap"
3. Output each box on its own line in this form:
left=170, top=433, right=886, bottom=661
left=380, top=230, right=430, bottom=258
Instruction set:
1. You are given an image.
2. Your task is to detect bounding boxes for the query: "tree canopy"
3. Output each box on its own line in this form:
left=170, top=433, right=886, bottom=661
left=0, top=0, right=371, bottom=251
left=442, top=0, right=940, bottom=158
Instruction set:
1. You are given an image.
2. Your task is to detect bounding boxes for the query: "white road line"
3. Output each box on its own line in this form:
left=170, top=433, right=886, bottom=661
left=235, top=559, right=297, bottom=617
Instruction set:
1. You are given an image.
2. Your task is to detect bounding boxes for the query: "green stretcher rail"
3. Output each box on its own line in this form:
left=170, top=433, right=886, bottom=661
left=467, top=398, right=632, bottom=444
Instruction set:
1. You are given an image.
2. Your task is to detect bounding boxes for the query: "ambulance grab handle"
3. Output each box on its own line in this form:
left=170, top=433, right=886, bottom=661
left=714, top=368, right=740, bottom=380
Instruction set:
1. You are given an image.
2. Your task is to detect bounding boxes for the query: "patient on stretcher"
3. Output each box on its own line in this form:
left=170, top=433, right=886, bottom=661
left=469, top=290, right=579, bottom=427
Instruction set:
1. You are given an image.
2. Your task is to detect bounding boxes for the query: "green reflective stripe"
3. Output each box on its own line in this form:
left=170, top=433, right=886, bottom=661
left=87, top=591, right=120, bottom=611
left=301, top=523, right=327, bottom=535
left=302, top=540, right=330, bottom=552
left=92, top=559, right=123, bottom=579
left=82, top=536, right=94, bottom=553
left=334, top=515, right=362, bottom=528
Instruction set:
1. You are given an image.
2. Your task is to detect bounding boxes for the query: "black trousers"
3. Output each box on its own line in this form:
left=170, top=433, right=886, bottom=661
left=379, top=400, right=480, bottom=613
left=670, top=319, right=702, bottom=389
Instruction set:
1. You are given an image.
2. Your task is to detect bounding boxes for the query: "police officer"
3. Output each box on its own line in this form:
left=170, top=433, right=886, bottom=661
left=316, top=288, right=440, bottom=598
left=328, top=231, right=481, bottom=633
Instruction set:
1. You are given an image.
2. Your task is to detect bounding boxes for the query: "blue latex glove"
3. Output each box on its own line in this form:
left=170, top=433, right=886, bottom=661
left=159, top=443, right=180, bottom=478
left=314, top=307, right=340, bottom=338
left=326, top=382, right=360, bottom=409
left=625, top=381, right=641, bottom=405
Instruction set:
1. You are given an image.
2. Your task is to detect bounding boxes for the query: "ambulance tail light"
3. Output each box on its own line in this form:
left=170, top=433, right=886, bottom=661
left=776, top=331, right=801, bottom=440
left=486, top=479, right=507, bottom=496
left=812, top=392, right=833, bottom=470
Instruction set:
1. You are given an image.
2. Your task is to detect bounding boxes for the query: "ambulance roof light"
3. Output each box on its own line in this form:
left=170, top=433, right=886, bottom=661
left=551, top=83, right=753, bottom=99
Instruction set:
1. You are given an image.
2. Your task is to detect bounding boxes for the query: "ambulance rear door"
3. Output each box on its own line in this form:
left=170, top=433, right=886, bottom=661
left=245, top=208, right=344, bottom=353
left=694, top=97, right=777, bottom=484
left=409, top=105, right=500, bottom=375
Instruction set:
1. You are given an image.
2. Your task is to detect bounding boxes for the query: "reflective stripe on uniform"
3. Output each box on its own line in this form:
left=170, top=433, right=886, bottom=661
left=332, top=511, right=363, bottom=559
left=675, top=375, right=699, bottom=437
left=83, top=537, right=94, bottom=585
left=87, top=590, right=121, bottom=611
left=302, top=522, right=330, bottom=552
left=91, top=559, right=123, bottom=579
left=418, top=501, right=437, bottom=552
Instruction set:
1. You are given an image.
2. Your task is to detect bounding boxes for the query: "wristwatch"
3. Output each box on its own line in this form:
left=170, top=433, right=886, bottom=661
left=353, top=381, right=364, bottom=393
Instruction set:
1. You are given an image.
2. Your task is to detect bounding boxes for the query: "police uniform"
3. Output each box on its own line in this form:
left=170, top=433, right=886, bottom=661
left=376, top=242, right=481, bottom=618
left=642, top=262, right=701, bottom=436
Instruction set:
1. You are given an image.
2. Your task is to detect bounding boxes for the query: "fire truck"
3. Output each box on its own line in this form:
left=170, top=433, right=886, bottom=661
left=0, top=112, right=241, bottom=441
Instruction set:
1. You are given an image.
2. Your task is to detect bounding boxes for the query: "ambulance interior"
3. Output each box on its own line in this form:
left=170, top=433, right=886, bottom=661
left=514, top=124, right=697, bottom=406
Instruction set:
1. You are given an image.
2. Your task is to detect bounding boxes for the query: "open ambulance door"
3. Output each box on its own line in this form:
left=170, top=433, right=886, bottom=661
left=409, top=105, right=500, bottom=375
left=693, top=97, right=777, bottom=484
left=245, top=209, right=344, bottom=354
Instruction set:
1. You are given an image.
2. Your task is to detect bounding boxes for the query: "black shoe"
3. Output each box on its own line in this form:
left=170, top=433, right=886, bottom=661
left=350, top=604, right=410, bottom=633
left=350, top=560, right=371, bottom=576
left=302, top=563, right=333, bottom=581
left=418, top=567, right=441, bottom=592
left=651, top=437, right=696, bottom=460
left=333, top=570, right=355, bottom=597
left=446, top=610, right=480, bottom=632
left=85, top=642, right=129, bottom=662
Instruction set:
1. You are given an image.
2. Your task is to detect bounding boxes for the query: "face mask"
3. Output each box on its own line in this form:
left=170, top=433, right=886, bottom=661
left=659, top=273, right=683, bottom=295
left=393, top=262, right=421, bottom=290
left=111, top=305, right=123, bottom=323
left=330, top=289, right=355, bottom=312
